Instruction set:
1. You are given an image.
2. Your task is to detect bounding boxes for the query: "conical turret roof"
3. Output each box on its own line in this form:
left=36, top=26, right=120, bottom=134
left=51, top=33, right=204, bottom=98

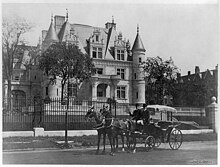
left=44, top=17, right=59, bottom=43
left=132, top=26, right=145, bottom=52
left=58, top=21, right=71, bottom=42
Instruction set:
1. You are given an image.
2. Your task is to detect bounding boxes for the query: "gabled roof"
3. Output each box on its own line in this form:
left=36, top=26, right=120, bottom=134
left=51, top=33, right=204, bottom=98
left=105, top=26, right=114, bottom=56
left=180, top=68, right=217, bottom=83
left=203, top=70, right=212, bottom=79
left=70, top=23, right=117, bottom=60
left=43, top=15, right=134, bottom=60
left=105, top=26, right=118, bottom=59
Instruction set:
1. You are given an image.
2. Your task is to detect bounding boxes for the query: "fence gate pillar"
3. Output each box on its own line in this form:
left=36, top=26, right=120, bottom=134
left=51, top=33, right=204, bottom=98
left=33, top=127, right=44, bottom=137
left=206, top=97, right=218, bottom=133
left=32, top=96, right=43, bottom=128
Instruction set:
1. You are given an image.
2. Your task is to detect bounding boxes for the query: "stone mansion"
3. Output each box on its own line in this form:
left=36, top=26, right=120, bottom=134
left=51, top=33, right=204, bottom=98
left=4, top=13, right=147, bottom=104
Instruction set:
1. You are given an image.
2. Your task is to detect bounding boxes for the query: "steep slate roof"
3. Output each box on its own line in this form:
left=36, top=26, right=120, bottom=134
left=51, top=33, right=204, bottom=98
left=42, top=15, right=131, bottom=60
left=58, top=21, right=71, bottom=42
left=70, top=23, right=117, bottom=60
left=105, top=26, right=118, bottom=59
left=43, top=19, right=59, bottom=43
left=132, top=27, right=145, bottom=52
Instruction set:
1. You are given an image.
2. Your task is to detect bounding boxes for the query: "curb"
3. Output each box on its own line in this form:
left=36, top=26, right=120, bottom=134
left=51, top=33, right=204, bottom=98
left=2, top=129, right=214, bottom=138
left=3, top=130, right=98, bottom=138
left=3, top=146, right=98, bottom=153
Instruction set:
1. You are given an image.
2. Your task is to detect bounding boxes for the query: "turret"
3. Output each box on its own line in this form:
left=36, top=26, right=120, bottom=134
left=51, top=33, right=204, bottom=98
left=58, top=9, right=72, bottom=42
left=42, top=14, right=59, bottom=51
left=132, top=25, right=146, bottom=104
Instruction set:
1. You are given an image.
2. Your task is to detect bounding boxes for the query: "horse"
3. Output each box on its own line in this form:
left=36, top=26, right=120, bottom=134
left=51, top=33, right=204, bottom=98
left=85, top=106, right=110, bottom=155
left=101, top=108, right=130, bottom=154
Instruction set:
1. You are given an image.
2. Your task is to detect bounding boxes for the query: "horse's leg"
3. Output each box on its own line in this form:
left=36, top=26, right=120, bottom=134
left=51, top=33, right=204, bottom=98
left=115, top=135, right=118, bottom=152
left=113, top=136, right=116, bottom=155
left=126, top=134, right=130, bottom=153
left=102, top=132, right=106, bottom=154
left=133, top=137, right=136, bottom=153
left=96, top=131, right=100, bottom=154
left=110, top=133, right=116, bottom=156
left=107, top=132, right=113, bottom=155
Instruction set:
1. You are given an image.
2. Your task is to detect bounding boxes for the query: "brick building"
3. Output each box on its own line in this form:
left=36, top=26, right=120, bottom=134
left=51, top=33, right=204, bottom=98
left=173, top=65, right=218, bottom=107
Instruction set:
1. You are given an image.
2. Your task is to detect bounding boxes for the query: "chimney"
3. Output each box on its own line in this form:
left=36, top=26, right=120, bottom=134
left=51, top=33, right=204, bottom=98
left=195, top=66, right=200, bottom=74
left=188, top=71, right=191, bottom=76
left=105, top=22, right=116, bottom=30
left=54, top=15, right=65, bottom=34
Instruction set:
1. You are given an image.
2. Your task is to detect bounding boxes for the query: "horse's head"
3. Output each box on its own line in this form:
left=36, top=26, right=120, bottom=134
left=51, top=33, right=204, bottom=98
left=85, top=106, right=96, bottom=120
left=127, top=119, right=136, bottom=132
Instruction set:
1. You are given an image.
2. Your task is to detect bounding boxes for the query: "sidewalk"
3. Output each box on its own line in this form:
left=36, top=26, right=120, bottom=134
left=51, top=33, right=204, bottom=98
left=2, top=129, right=217, bottom=152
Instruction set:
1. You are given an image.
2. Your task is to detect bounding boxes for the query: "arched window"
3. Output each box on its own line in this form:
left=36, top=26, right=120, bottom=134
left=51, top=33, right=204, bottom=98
left=97, top=84, right=107, bottom=97
left=11, top=90, right=26, bottom=110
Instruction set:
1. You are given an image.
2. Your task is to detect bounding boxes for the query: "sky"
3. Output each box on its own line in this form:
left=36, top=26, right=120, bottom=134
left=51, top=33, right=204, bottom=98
left=2, top=0, right=219, bottom=75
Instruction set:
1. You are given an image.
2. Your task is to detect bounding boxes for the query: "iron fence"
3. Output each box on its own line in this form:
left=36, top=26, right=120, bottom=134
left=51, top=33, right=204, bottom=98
left=2, top=97, right=130, bottom=131
left=2, top=97, right=208, bottom=131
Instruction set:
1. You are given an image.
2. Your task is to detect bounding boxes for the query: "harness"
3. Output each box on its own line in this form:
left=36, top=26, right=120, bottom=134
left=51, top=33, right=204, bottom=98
left=104, top=116, right=114, bottom=129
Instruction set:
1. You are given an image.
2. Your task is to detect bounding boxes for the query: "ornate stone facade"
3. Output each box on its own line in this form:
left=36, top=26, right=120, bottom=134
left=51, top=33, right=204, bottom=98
left=41, top=13, right=146, bottom=104
left=3, top=13, right=147, bottom=105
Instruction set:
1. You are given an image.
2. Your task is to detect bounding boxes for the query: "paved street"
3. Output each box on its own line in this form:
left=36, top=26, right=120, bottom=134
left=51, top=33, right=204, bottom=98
left=3, top=141, right=217, bottom=165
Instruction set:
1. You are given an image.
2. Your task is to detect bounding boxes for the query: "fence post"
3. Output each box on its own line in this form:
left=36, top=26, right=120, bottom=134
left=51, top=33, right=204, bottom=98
left=32, top=97, right=36, bottom=127
left=33, top=96, right=45, bottom=137
left=206, top=96, right=218, bottom=133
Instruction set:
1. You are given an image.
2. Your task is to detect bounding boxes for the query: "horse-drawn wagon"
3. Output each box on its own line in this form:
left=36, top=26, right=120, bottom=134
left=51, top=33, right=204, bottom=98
left=128, top=105, right=183, bottom=152
left=85, top=104, right=183, bottom=155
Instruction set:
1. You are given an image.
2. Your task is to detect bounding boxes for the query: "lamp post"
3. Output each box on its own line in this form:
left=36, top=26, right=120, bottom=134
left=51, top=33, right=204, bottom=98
left=64, top=61, right=70, bottom=147
left=113, top=96, right=117, bottom=118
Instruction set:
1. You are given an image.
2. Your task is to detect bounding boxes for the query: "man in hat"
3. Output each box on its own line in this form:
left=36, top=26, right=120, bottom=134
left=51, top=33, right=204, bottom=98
left=129, top=103, right=143, bottom=123
left=142, top=103, right=150, bottom=125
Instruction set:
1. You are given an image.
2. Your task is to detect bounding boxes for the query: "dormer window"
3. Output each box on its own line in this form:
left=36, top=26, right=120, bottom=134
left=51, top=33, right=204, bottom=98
left=117, top=49, right=125, bottom=61
left=92, top=47, right=102, bottom=59
left=92, top=29, right=101, bottom=43
left=95, top=35, right=99, bottom=42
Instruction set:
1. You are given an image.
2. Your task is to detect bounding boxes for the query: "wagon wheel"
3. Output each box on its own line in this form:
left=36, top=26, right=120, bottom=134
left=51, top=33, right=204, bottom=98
left=145, top=136, right=155, bottom=152
left=168, top=128, right=183, bottom=150
left=154, top=137, right=161, bottom=147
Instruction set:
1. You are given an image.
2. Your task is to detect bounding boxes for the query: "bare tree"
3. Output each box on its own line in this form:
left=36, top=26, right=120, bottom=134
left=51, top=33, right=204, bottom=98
left=2, top=15, right=33, bottom=111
